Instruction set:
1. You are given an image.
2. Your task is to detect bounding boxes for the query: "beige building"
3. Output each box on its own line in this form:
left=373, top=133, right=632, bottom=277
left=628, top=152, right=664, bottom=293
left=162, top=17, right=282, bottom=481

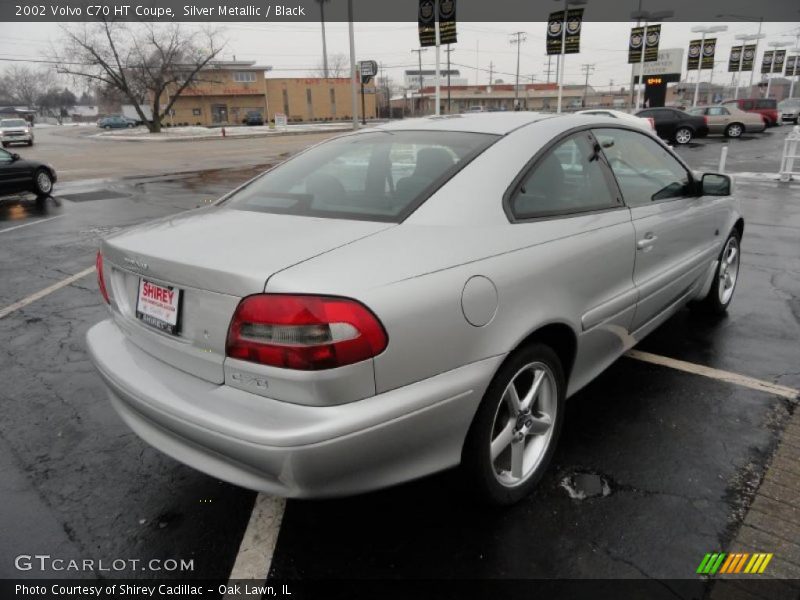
left=162, top=60, right=377, bottom=126
left=265, top=78, right=377, bottom=123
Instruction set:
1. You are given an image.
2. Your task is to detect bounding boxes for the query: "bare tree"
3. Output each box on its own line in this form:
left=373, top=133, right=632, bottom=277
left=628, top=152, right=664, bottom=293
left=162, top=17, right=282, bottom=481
left=310, top=53, right=349, bottom=78
left=55, top=21, right=224, bottom=132
left=1, top=65, right=55, bottom=108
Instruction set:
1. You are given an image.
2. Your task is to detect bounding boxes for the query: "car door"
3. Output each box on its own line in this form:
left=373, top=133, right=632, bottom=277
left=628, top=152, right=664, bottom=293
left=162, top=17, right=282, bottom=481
left=506, top=130, right=638, bottom=390
left=653, top=109, right=676, bottom=139
left=705, top=106, right=729, bottom=134
left=0, top=148, right=32, bottom=194
left=594, top=127, right=725, bottom=332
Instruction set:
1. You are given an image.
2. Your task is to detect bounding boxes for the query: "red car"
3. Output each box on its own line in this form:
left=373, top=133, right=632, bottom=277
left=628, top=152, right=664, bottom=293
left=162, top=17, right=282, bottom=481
left=722, top=98, right=780, bottom=127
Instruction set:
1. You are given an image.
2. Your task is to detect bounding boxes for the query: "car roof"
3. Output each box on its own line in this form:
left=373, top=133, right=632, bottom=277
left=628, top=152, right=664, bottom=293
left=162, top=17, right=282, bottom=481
left=374, top=112, right=559, bottom=135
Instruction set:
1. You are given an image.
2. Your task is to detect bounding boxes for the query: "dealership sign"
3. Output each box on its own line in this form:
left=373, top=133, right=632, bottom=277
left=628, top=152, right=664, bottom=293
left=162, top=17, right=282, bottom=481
left=687, top=38, right=716, bottom=70
left=632, top=48, right=683, bottom=82
left=418, top=0, right=457, bottom=47
left=628, top=24, right=661, bottom=64
left=546, top=8, right=583, bottom=55
left=787, top=55, right=799, bottom=77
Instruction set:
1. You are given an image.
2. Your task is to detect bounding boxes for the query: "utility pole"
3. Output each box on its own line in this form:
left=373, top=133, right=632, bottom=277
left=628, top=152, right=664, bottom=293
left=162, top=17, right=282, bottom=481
left=545, top=55, right=553, bottom=83
left=444, top=45, right=454, bottom=114
left=510, top=32, right=527, bottom=109
left=488, top=61, right=494, bottom=86
left=580, top=63, right=595, bottom=107
left=315, top=0, right=330, bottom=78
left=411, top=48, right=428, bottom=116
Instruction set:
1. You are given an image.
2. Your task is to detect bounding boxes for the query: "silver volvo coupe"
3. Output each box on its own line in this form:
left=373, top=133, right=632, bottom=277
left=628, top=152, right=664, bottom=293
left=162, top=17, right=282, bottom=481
left=87, top=113, right=743, bottom=505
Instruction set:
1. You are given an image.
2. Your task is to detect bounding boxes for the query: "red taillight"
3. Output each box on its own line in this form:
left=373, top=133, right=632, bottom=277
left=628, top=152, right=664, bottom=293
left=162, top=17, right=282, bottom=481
left=647, top=117, right=655, bottom=130
left=96, top=250, right=110, bottom=304
left=226, top=294, right=388, bottom=370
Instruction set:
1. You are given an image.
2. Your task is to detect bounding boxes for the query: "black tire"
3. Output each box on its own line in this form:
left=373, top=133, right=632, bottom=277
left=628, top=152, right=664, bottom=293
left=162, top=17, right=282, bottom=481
left=693, top=228, right=742, bottom=315
left=725, top=123, right=744, bottom=138
left=32, top=168, right=53, bottom=197
left=461, top=342, right=566, bottom=505
left=674, top=127, right=693, bottom=145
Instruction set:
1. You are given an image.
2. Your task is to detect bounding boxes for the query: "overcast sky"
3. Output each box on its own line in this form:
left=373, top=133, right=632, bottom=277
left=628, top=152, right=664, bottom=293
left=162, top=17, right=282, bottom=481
left=1, top=20, right=798, bottom=93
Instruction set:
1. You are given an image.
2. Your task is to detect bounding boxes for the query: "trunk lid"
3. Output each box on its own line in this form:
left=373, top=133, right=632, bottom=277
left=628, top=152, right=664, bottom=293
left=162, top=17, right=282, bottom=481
left=101, top=207, right=393, bottom=384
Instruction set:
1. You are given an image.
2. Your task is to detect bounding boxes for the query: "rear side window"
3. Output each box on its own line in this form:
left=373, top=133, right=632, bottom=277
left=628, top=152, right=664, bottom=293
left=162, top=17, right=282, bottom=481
left=223, top=130, right=498, bottom=222
left=594, top=128, right=691, bottom=207
left=508, top=133, right=619, bottom=219
left=756, top=99, right=776, bottom=109
left=740, top=100, right=754, bottom=110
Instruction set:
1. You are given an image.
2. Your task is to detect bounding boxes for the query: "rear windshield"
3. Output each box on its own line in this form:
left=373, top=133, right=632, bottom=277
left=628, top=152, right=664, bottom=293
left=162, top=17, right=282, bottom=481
left=1, top=119, right=27, bottom=127
left=755, top=99, right=777, bottom=109
left=223, top=130, right=499, bottom=222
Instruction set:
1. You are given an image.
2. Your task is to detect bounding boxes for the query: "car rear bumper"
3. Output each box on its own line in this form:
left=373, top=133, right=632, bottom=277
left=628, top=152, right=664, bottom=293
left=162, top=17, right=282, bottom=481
left=87, top=319, right=501, bottom=497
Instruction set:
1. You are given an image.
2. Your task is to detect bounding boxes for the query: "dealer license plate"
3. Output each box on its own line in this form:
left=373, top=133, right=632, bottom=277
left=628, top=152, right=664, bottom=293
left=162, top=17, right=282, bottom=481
left=136, top=279, right=182, bottom=335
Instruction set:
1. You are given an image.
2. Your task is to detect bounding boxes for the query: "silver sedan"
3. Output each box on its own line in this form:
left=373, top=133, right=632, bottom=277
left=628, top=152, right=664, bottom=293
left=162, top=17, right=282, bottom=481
left=87, top=113, right=743, bottom=505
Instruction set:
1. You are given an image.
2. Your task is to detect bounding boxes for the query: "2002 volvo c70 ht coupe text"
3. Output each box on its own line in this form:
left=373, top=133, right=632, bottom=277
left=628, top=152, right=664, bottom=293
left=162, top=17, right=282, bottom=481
left=87, top=113, right=743, bottom=505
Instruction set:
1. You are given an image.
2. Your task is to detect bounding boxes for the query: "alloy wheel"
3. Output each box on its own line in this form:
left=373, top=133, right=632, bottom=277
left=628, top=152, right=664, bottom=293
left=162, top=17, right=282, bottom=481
left=718, top=236, right=740, bottom=305
left=36, top=172, right=52, bottom=194
left=675, top=128, right=692, bottom=144
left=490, top=361, right=557, bottom=488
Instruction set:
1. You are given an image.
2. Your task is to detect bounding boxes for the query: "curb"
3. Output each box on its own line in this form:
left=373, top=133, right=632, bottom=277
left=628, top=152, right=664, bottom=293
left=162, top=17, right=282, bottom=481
left=90, top=126, right=360, bottom=143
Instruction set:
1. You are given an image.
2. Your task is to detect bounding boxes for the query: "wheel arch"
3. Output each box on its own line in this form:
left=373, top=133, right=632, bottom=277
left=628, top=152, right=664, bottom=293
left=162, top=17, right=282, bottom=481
left=507, top=321, right=578, bottom=388
left=733, top=217, right=744, bottom=239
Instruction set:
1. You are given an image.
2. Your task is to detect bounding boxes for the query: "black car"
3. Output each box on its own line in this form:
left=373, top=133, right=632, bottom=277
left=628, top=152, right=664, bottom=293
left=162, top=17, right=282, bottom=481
left=243, top=111, right=265, bottom=126
left=0, top=147, right=57, bottom=197
left=636, top=107, right=709, bottom=145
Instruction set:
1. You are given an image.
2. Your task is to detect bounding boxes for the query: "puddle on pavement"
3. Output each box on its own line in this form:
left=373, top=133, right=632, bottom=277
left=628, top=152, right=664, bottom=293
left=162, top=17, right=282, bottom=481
left=560, top=471, right=613, bottom=500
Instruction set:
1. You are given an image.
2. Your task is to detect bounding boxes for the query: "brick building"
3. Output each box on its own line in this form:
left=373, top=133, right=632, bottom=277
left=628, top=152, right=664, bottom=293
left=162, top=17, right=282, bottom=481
left=162, top=60, right=376, bottom=126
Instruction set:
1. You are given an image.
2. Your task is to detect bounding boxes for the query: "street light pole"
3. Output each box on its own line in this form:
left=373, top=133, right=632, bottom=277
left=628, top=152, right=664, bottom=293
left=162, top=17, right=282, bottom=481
left=750, top=18, right=764, bottom=93
left=692, top=25, right=727, bottom=108
left=554, top=0, right=587, bottom=113
left=347, top=0, right=358, bottom=130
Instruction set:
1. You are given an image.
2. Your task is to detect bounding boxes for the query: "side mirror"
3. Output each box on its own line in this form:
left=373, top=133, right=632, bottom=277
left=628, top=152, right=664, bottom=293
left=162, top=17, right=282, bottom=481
left=700, top=172, right=732, bottom=197
left=10, top=153, right=20, bottom=161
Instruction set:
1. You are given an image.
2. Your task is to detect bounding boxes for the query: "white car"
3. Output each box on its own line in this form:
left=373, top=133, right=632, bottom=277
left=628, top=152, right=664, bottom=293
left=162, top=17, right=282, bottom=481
left=576, top=109, right=654, bottom=132
left=0, top=118, right=34, bottom=147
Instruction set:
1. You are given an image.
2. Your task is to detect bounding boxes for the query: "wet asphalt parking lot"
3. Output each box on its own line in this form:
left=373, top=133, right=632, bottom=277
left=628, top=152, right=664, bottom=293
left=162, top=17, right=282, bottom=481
left=0, top=125, right=798, bottom=595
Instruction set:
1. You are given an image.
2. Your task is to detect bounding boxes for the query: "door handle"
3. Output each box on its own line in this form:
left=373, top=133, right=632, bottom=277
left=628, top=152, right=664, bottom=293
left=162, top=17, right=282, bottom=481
left=636, top=233, right=658, bottom=250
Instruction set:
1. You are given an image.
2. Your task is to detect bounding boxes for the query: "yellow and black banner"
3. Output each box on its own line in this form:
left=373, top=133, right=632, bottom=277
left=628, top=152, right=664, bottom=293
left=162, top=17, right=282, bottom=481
left=628, top=24, right=660, bottom=64
left=741, top=44, right=756, bottom=71
left=761, top=50, right=774, bottom=73
left=687, top=38, right=716, bottom=70
left=546, top=8, right=583, bottom=55
left=772, top=49, right=786, bottom=73
left=787, top=55, right=799, bottom=77
left=728, top=45, right=742, bottom=72
left=438, top=0, right=457, bottom=44
left=418, top=0, right=436, bottom=47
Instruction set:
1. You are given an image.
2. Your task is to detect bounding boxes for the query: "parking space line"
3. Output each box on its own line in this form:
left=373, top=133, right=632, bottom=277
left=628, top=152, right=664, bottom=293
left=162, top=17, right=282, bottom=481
left=0, top=216, right=62, bottom=234
left=625, top=350, right=799, bottom=401
left=0, top=267, right=95, bottom=320
left=226, top=494, right=285, bottom=589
